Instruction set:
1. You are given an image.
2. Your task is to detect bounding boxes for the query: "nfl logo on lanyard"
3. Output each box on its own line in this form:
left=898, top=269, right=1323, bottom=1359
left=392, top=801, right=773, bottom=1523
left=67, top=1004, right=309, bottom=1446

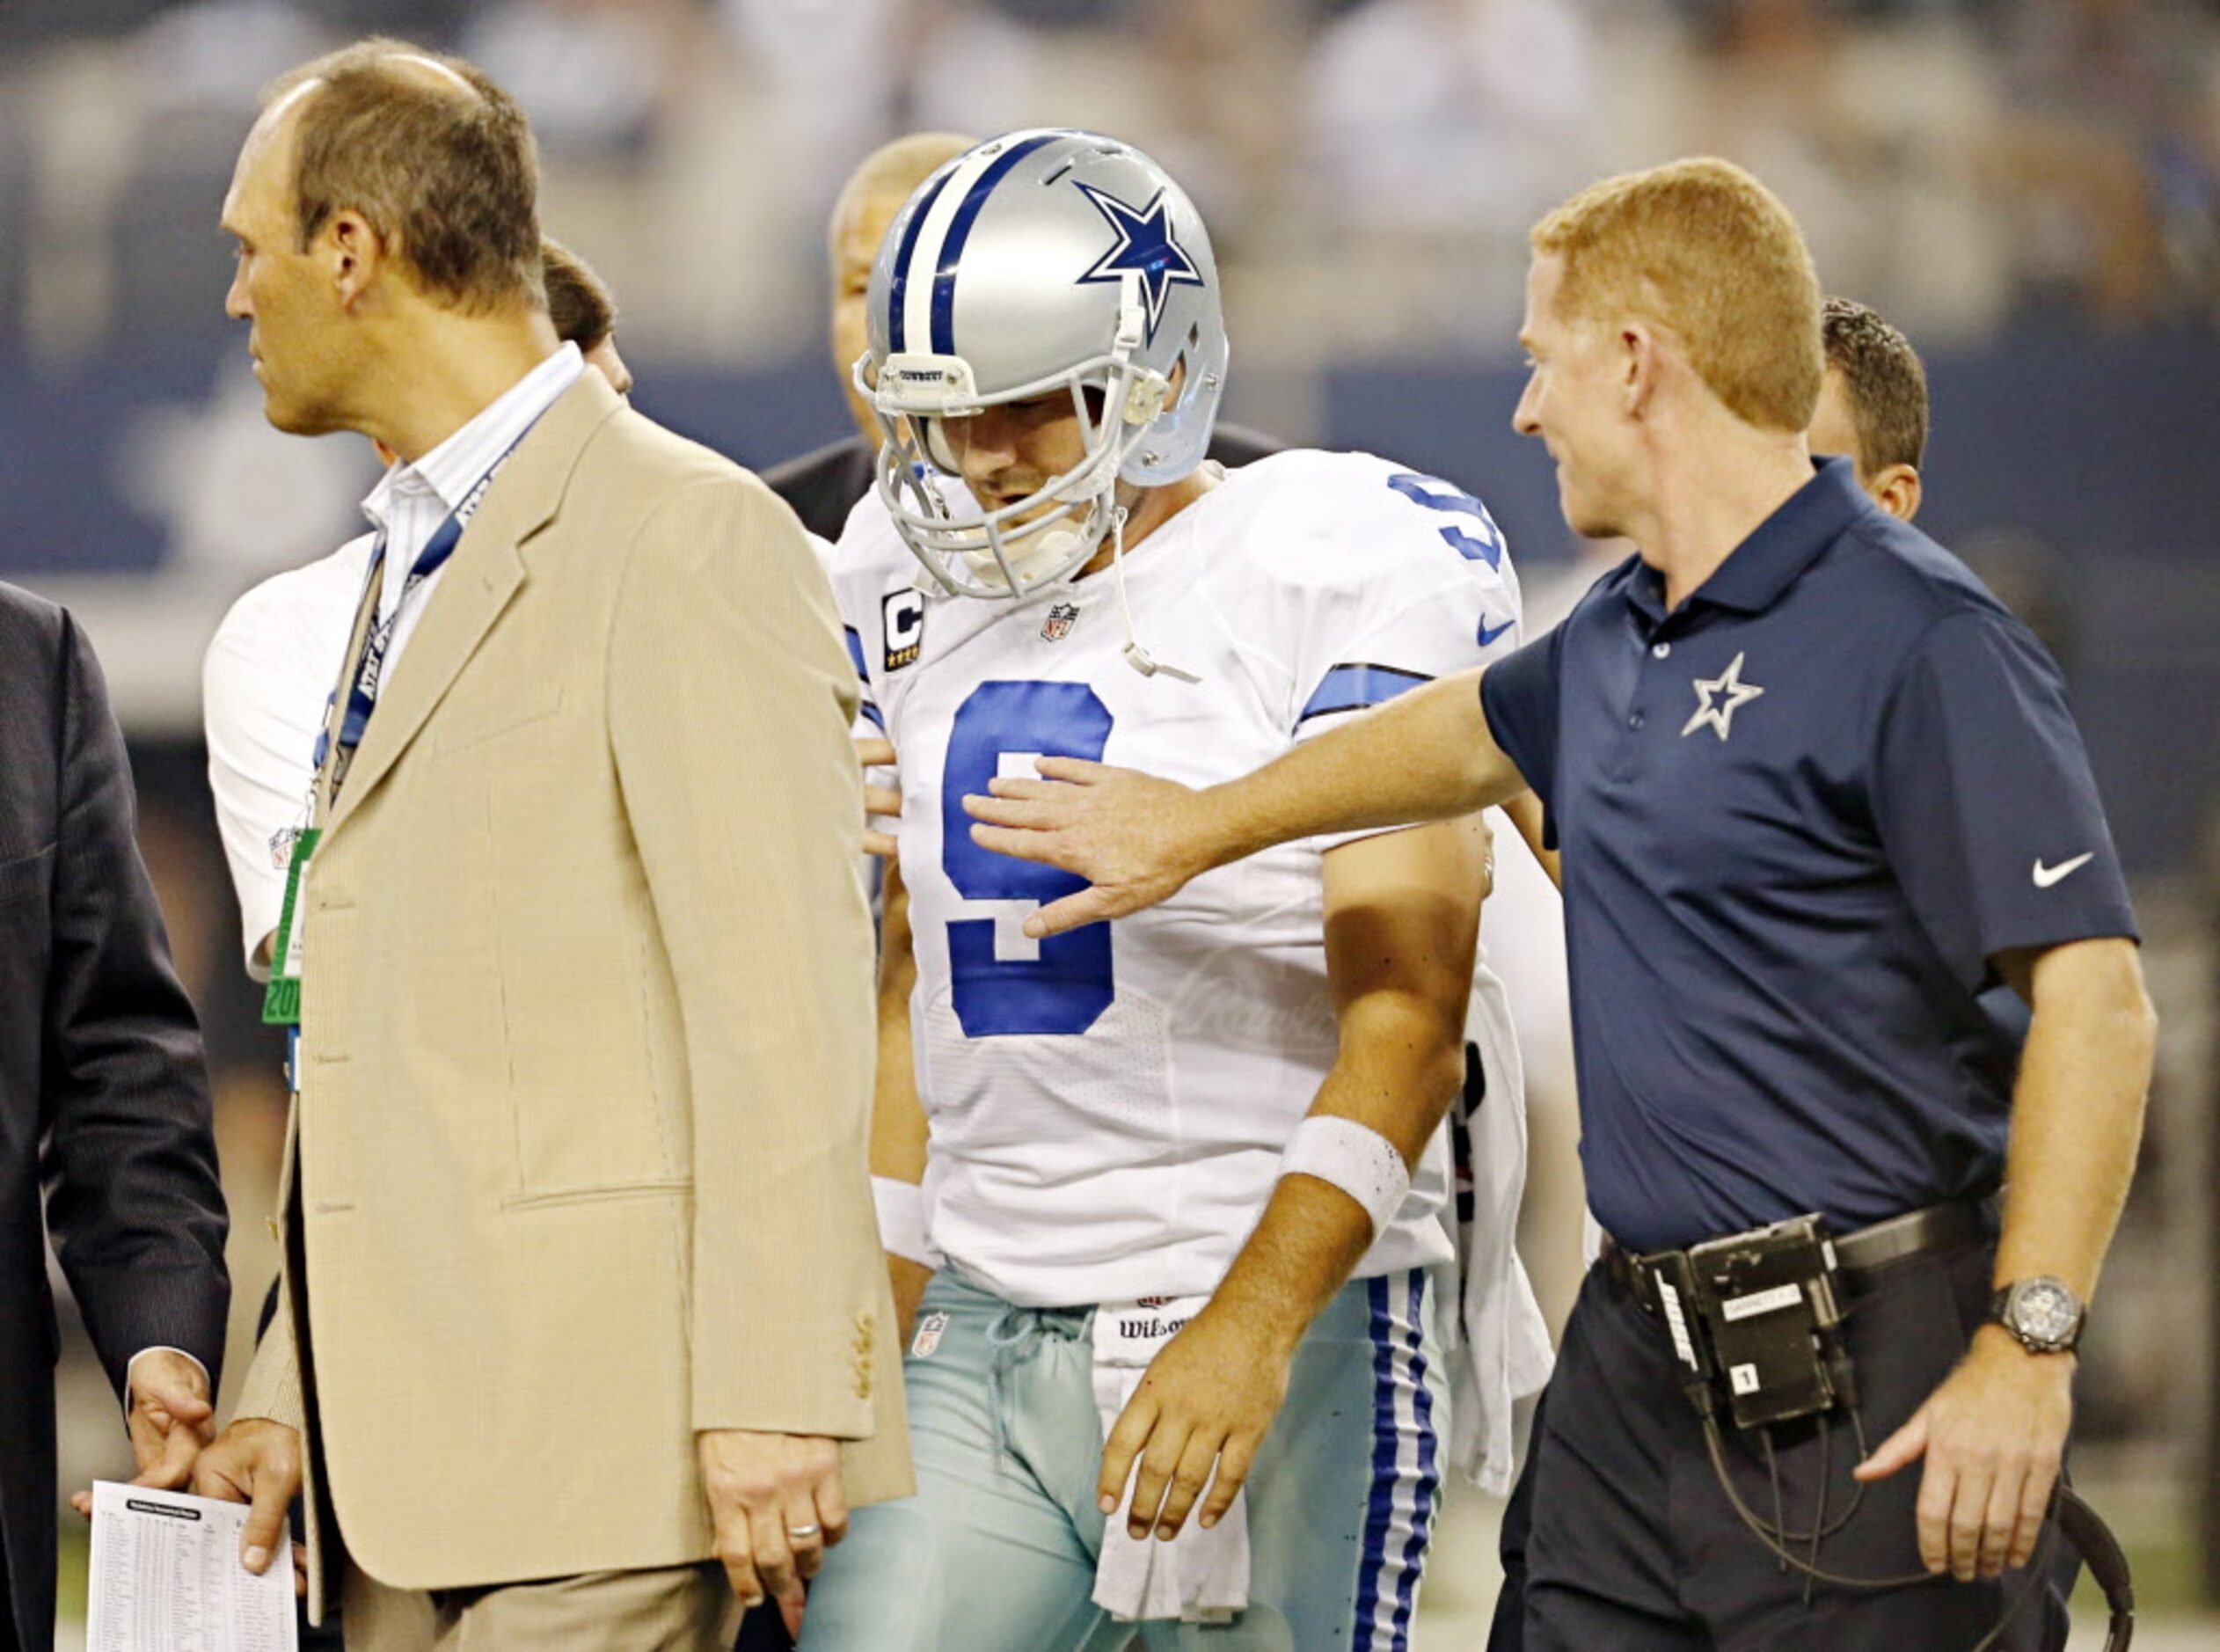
left=1041, top=602, right=1079, bottom=642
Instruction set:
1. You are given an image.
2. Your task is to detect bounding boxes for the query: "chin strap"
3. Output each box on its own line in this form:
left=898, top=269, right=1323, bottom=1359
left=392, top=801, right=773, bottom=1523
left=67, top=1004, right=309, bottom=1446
left=1107, top=504, right=1201, bottom=683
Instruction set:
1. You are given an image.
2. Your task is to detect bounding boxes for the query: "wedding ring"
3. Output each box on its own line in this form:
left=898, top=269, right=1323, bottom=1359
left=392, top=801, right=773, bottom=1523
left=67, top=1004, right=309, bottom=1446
left=787, top=1524, right=822, bottom=1540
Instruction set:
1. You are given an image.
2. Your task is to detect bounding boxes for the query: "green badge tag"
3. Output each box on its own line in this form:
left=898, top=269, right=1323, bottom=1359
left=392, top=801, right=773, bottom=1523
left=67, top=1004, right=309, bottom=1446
left=260, top=827, right=319, bottom=1027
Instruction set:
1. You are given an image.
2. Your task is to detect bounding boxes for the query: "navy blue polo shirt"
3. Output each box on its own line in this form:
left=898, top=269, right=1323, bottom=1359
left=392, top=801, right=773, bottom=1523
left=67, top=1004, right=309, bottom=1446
left=1480, top=459, right=2137, bottom=1253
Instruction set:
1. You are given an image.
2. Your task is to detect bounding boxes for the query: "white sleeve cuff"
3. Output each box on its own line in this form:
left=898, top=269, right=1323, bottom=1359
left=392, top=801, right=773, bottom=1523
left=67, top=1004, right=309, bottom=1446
left=873, top=1176, right=934, bottom=1266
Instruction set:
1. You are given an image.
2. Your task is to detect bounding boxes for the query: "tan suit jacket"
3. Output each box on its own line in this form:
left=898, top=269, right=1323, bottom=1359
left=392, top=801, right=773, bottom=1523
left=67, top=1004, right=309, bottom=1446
left=236, top=370, right=909, bottom=1606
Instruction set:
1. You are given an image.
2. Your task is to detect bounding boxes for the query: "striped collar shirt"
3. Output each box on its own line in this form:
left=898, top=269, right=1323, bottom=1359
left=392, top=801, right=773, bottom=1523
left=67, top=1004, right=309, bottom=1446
left=360, top=341, right=583, bottom=683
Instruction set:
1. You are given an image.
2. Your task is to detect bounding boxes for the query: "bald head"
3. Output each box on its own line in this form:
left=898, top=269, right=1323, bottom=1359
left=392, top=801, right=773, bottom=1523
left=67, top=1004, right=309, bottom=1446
left=829, top=132, right=977, bottom=259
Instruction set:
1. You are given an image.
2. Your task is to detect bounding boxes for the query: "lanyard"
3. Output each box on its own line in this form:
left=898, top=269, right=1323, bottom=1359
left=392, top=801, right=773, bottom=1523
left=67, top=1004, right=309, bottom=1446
left=320, top=434, right=527, bottom=800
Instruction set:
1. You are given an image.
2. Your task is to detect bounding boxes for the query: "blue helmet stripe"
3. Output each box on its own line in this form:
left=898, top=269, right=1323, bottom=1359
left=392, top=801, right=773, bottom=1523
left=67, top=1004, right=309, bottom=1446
left=887, top=165, right=956, bottom=355
left=931, top=132, right=1061, bottom=356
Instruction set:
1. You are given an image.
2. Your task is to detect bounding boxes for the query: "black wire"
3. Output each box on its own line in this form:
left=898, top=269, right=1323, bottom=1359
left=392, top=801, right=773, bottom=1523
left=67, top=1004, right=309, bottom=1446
left=1763, top=1429, right=1789, bottom=1576
left=1703, top=1413, right=1935, bottom=1591
left=1703, top=1414, right=2078, bottom=1651
left=1803, top=1417, right=1829, bottom=1609
left=1961, top=1521, right=2057, bottom=1652
left=1723, top=1409, right=1867, bottom=1546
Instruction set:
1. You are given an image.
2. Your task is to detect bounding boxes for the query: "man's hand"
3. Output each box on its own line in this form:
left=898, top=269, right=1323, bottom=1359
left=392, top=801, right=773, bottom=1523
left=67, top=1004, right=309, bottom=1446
left=123, top=1349, right=215, bottom=1490
left=1098, top=1305, right=1294, bottom=1544
left=697, top=1429, right=848, bottom=1637
left=1853, top=1327, right=2074, bottom=1580
left=858, top=735, right=900, bottom=858
left=192, top=1419, right=304, bottom=1583
left=963, top=758, right=1213, bottom=939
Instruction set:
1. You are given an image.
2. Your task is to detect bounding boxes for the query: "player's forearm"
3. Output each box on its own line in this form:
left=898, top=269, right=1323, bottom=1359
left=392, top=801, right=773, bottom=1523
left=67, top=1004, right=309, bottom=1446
left=885, top=1254, right=933, bottom=1342
left=1190, top=669, right=1521, bottom=870
left=871, top=866, right=936, bottom=1337
left=1208, top=1014, right=1466, bottom=1355
left=868, top=939, right=927, bottom=1185
left=869, top=880, right=930, bottom=1213
left=1992, top=937, right=2155, bottom=1303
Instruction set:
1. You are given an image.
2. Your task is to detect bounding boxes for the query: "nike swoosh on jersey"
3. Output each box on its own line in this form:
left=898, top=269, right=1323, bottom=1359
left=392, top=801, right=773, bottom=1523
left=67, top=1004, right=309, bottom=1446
left=1477, top=615, right=1515, bottom=648
left=2032, top=852, right=2095, bottom=888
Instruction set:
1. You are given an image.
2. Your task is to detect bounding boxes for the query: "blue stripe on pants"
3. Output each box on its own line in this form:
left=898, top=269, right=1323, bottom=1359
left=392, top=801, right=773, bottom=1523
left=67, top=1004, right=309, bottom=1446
left=1352, top=1275, right=1399, bottom=1650
left=1391, top=1269, right=1442, bottom=1648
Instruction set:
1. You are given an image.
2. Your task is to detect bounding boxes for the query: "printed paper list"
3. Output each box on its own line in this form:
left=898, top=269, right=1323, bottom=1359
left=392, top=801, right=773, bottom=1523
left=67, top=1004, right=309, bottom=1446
left=86, top=1480, right=296, bottom=1652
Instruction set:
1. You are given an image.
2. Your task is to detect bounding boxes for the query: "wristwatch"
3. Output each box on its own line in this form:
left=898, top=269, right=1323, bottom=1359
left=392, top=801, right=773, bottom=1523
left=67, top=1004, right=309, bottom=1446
left=1989, top=1276, right=2086, bottom=1355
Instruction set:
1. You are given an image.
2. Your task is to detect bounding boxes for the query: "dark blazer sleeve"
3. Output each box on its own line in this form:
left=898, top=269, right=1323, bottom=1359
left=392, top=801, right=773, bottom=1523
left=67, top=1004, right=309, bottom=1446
left=40, top=609, right=228, bottom=1401
left=759, top=435, right=879, bottom=544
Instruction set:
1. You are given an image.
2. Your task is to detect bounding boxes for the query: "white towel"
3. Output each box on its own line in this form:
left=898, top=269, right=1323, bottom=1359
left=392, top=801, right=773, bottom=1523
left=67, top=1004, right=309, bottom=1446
left=1440, top=960, right=1558, bottom=1495
left=1088, top=1295, right=1252, bottom=1624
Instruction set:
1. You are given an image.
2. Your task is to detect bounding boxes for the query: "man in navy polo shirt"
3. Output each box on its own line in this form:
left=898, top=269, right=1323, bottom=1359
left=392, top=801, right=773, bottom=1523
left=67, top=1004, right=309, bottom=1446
left=963, top=157, right=2155, bottom=1649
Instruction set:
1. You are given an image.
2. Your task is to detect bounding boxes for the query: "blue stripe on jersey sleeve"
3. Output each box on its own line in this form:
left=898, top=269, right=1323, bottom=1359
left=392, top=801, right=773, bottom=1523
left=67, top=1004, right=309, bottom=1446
left=843, top=625, right=869, bottom=681
left=859, top=698, right=886, bottom=731
left=1297, top=662, right=1433, bottom=726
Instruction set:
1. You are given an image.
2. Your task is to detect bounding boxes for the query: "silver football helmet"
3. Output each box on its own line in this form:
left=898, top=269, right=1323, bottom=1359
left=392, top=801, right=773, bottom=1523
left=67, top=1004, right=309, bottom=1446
left=858, top=128, right=1229, bottom=600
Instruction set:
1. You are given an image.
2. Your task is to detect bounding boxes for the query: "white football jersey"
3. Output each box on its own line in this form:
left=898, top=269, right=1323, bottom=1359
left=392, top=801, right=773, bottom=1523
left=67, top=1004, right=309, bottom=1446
left=203, top=534, right=374, bottom=974
left=836, top=450, right=1524, bottom=1307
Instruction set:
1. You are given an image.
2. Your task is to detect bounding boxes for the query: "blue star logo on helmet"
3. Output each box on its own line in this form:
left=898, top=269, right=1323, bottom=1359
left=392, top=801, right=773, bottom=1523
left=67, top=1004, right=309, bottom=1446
left=1073, top=183, right=1204, bottom=346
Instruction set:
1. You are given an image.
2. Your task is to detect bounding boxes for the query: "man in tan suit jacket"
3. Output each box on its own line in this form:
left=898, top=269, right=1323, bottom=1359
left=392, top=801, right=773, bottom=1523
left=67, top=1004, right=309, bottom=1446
left=191, top=40, right=907, bottom=1648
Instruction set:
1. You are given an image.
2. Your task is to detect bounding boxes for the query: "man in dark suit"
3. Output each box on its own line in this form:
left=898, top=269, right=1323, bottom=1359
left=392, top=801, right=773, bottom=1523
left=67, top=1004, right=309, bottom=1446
left=765, top=132, right=1279, bottom=542
left=0, top=584, right=230, bottom=1652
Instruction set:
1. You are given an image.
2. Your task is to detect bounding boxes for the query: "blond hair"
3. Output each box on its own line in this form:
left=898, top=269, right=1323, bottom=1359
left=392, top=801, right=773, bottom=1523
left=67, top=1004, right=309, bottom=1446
left=1531, top=158, right=1822, bottom=433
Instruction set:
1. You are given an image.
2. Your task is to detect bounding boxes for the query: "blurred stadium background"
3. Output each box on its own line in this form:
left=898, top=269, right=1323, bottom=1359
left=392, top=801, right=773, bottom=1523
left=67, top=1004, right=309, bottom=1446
left=5, top=0, right=2216, bottom=1644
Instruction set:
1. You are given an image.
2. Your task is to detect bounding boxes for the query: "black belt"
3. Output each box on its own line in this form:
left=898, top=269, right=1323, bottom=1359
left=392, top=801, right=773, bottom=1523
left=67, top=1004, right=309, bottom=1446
left=1603, top=1198, right=1994, bottom=1307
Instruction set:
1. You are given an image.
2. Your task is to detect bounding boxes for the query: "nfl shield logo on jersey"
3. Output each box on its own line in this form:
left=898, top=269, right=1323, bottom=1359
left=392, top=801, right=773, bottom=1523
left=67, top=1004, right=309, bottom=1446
left=1041, top=602, right=1080, bottom=642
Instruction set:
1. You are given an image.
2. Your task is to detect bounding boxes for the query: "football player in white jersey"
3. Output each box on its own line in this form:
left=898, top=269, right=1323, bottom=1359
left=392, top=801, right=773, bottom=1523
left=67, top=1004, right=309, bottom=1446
left=800, top=131, right=1547, bottom=1651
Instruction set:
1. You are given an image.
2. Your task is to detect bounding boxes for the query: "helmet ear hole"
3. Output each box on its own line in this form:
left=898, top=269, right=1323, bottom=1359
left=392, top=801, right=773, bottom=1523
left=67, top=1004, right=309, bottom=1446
left=1168, top=324, right=1203, bottom=408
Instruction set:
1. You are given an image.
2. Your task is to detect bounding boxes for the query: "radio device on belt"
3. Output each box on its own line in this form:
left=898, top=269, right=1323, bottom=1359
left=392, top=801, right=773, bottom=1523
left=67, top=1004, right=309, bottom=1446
left=1628, top=1211, right=2135, bottom=1650
left=1642, top=1214, right=1853, bottom=1429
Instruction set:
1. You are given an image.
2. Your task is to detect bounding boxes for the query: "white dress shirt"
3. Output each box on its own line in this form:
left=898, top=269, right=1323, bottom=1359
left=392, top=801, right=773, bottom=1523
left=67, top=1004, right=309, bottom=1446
left=361, top=341, right=583, bottom=684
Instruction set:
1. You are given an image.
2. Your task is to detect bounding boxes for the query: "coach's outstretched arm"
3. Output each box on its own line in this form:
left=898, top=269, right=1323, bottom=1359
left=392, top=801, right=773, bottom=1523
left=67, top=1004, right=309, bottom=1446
left=965, top=663, right=1527, bottom=936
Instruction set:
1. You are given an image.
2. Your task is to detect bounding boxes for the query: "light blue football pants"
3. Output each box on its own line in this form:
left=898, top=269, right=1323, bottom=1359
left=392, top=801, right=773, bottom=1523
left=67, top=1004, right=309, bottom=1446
left=801, top=1265, right=1446, bottom=1651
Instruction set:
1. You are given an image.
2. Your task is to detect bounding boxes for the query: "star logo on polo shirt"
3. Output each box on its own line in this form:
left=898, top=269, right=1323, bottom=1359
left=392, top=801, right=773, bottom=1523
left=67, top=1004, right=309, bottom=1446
left=1682, top=651, right=1766, bottom=741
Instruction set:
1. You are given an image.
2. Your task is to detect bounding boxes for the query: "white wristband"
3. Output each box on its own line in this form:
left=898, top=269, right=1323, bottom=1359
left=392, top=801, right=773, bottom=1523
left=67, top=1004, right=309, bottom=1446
left=1279, top=1115, right=1411, bottom=1238
left=873, top=1175, right=932, bottom=1266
